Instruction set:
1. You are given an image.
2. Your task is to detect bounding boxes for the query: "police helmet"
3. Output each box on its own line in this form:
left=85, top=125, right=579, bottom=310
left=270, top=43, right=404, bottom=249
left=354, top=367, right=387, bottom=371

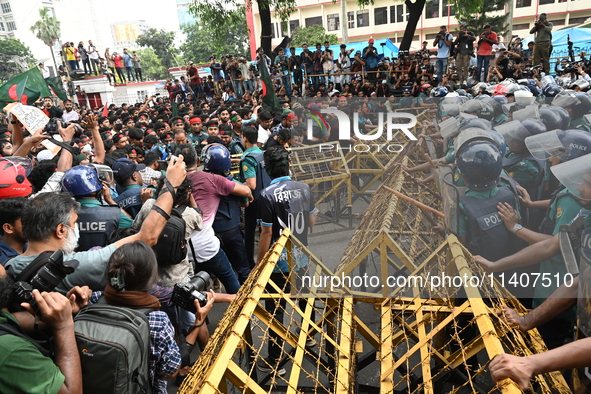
left=431, top=86, right=449, bottom=98
left=457, top=141, right=503, bottom=190
left=570, top=79, right=590, bottom=92
left=478, top=96, right=501, bottom=114
left=455, top=128, right=506, bottom=157
left=459, top=117, right=493, bottom=131
left=553, top=89, right=579, bottom=109
left=521, top=118, right=547, bottom=136
left=202, top=143, right=231, bottom=171
left=573, top=92, right=591, bottom=114
left=475, top=93, right=491, bottom=100
left=539, top=107, right=563, bottom=131
left=545, top=106, right=571, bottom=130
left=559, top=129, right=591, bottom=161
left=514, top=90, right=535, bottom=107
left=456, top=89, right=467, bottom=96
left=472, top=83, right=489, bottom=96
left=62, top=166, right=102, bottom=197
left=460, top=100, right=494, bottom=120
left=543, top=85, right=564, bottom=98
left=0, top=158, right=33, bottom=200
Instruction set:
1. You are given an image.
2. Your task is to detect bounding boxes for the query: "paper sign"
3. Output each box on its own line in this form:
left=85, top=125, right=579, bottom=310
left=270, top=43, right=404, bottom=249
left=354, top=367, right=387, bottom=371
left=4, top=102, right=49, bottom=133
left=41, top=135, right=63, bottom=156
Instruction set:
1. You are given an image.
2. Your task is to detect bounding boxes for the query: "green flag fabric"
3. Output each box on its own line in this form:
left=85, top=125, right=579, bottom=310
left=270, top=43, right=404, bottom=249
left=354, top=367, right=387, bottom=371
left=0, top=68, right=53, bottom=110
left=46, top=76, right=68, bottom=101
left=258, top=56, right=281, bottom=114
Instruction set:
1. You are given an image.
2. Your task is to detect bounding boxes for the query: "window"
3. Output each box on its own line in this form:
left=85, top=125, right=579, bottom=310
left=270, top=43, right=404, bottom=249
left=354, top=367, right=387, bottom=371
left=1, top=3, right=11, bottom=13
left=305, top=16, right=322, bottom=27
left=281, top=21, right=288, bottom=36
left=425, top=33, right=437, bottom=40
left=549, top=19, right=565, bottom=25
left=539, top=0, right=555, bottom=4
left=357, top=10, right=369, bottom=27
left=442, top=0, right=455, bottom=17
left=6, top=21, right=15, bottom=30
left=327, top=13, right=340, bottom=31
left=516, top=0, right=531, bottom=7
left=375, top=7, right=388, bottom=25
left=0, top=22, right=4, bottom=31
left=513, top=23, right=529, bottom=30
left=271, top=22, right=276, bottom=38
left=289, top=20, right=299, bottom=33
left=569, top=17, right=588, bottom=24
left=425, top=0, right=439, bottom=18
left=347, top=11, right=355, bottom=28
left=396, top=35, right=419, bottom=43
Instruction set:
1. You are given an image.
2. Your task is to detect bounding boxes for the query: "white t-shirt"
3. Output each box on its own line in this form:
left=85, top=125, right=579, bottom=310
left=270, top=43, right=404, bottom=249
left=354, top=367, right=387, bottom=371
left=257, top=124, right=270, bottom=145
left=87, top=45, right=99, bottom=60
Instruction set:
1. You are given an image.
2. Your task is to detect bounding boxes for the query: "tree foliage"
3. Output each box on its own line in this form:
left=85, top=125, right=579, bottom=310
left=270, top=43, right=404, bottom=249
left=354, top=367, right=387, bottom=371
left=454, top=0, right=509, bottom=37
left=136, top=28, right=178, bottom=70
left=134, top=49, right=169, bottom=80
left=180, top=17, right=250, bottom=64
left=29, top=7, right=61, bottom=69
left=291, top=25, right=338, bottom=48
left=0, top=38, right=36, bottom=66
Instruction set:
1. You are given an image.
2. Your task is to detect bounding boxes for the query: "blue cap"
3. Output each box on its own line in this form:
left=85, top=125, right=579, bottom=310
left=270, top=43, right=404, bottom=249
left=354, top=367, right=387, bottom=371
left=112, top=158, right=145, bottom=183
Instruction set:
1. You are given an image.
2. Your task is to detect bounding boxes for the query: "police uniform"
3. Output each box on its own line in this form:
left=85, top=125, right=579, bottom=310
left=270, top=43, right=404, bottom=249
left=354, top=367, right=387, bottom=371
left=76, top=199, right=130, bottom=251
left=492, top=113, right=509, bottom=127
left=213, top=177, right=251, bottom=283
left=113, top=184, right=143, bottom=219
left=240, top=145, right=264, bottom=267
left=571, top=116, right=591, bottom=133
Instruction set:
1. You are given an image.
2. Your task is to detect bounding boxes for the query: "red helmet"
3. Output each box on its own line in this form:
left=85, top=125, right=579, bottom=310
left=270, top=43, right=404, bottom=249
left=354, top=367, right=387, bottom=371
left=421, top=84, right=432, bottom=92
left=0, top=158, right=32, bottom=200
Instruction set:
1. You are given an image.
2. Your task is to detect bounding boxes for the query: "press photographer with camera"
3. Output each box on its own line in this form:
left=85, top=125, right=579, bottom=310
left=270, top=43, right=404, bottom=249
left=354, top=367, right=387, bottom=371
left=0, top=263, right=84, bottom=394
left=454, top=23, right=475, bottom=84
left=432, top=26, right=453, bottom=84
left=530, top=13, right=553, bottom=73
left=476, top=24, right=499, bottom=82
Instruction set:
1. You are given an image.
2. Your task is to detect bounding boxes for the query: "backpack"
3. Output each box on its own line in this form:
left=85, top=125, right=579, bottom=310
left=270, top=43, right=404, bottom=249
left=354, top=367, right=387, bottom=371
left=152, top=206, right=187, bottom=266
left=239, top=152, right=272, bottom=200
left=74, top=297, right=154, bottom=394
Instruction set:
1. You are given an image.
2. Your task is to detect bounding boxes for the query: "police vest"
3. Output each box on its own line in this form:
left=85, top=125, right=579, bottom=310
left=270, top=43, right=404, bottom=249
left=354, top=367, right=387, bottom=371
left=213, top=177, right=242, bottom=233
left=460, top=186, right=520, bottom=261
left=76, top=205, right=120, bottom=251
left=228, top=139, right=245, bottom=155
left=113, top=187, right=143, bottom=219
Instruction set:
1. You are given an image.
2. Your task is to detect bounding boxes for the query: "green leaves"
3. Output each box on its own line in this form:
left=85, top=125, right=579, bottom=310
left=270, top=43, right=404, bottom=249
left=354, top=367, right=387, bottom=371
left=291, top=25, right=338, bottom=48
left=180, top=18, right=250, bottom=63
left=134, top=49, right=169, bottom=80
left=29, top=7, right=61, bottom=48
left=136, top=28, right=177, bottom=70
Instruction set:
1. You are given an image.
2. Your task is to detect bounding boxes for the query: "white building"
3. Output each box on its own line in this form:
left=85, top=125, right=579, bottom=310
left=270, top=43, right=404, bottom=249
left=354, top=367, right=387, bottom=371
left=0, top=0, right=114, bottom=77
left=110, top=20, right=151, bottom=53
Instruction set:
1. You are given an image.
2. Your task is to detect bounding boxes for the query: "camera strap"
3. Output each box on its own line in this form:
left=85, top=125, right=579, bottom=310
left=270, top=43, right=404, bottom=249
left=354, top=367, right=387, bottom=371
left=48, top=138, right=77, bottom=155
left=11, top=251, right=54, bottom=283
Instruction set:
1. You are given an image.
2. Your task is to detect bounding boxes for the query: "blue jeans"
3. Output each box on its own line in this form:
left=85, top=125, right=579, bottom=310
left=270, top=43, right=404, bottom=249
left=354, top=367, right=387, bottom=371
left=476, top=55, right=491, bottom=82
left=281, top=75, right=292, bottom=96
left=161, top=303, right=196, bottom=366
left=436, top=58, right=448, bottom=83
left=243, top=80, right=255, bottom=93
left=232, top=80, right=242, bottom=98
left=197, top=248, right=240, bottom=294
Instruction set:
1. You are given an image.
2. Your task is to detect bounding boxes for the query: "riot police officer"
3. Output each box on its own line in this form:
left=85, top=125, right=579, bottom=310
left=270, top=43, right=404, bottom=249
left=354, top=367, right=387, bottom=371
left=61, top=165, right=132, bottom=251
left=112, top=158, right=146, bottom=218
left=553, top=90, right=591, bottom=132
left=202, top=144, right=251, bottom=284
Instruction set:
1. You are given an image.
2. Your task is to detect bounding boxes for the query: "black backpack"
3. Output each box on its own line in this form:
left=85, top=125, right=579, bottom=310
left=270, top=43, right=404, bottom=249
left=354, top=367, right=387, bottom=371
left=152, top=206, right=187, bottom=266
left=74, top=297, right=154, bottom=394
left=239, top=152, right=272, bottom=200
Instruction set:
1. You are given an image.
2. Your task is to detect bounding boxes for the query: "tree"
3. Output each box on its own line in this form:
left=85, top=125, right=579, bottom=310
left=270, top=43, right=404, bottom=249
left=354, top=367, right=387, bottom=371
left=180, top=17, right=250, bottom=64
left=291, top=25, right=338, bottom=48
left=134, top=49, right=169, bottom=80
left=136, top=28, right=178, bottom=70
left=190, top=0, right=296, bottom=56
left=0, top=38, right=36, bottom=81
left=29, top=7, right=61, bottom=72
left=455, top=0, right=509, bottom=38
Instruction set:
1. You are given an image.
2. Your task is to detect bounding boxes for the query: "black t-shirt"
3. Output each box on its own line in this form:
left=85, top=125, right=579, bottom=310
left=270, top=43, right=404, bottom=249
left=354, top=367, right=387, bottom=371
left=258, top=177, right=317, bottom=247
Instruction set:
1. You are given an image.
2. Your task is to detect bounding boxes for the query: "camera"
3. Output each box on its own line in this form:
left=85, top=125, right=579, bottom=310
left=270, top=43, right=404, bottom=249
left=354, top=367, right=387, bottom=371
left=13, top=250, right=80, bottom=306
left=44, top=118, right=67, bottom=135
left=171, top=271, right=210, bottom=313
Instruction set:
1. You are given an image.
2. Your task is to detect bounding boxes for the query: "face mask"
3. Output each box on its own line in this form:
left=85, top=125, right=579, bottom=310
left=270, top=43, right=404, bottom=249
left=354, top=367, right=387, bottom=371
left=63, top=225, right=80, bottom=255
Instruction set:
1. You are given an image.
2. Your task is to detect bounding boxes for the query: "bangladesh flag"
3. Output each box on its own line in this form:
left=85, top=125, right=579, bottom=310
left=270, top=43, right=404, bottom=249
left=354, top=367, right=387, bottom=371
left=258, top=56, right=281, bottom=114
left=0, top=68, right=52, bottom=110
left=46, top=76, right=68, bottom=101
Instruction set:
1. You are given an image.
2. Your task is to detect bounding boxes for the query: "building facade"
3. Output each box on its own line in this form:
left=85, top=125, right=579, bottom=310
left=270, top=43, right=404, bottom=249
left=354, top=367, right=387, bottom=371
left=110, top=20, right=151, bottom=53
left=248, top=0, right=591, bottom=55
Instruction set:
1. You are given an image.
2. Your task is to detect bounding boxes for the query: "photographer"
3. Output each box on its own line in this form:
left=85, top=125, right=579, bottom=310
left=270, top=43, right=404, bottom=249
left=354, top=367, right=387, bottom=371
left=476, top=24, right=499, bottom=82
left=288, top=47, right=303, bottom=90
left=522, top=41, right=535, bottom=65
left=432, top=26, right=453, bottom=84
left=454, top=23, right=475, bottom=84
left=362, top=38, right=379, bottom=82
left=418, top=57, right=434, bottom=83
left=530, top=13, right=553, bottom=73
left=0, top=263, right=83, bottom=394
left=42, top=97, right=63, bottom=119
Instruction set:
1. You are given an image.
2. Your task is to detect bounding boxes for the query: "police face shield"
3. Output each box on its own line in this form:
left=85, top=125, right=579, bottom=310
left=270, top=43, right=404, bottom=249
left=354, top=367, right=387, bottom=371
left=440, top=103, right=461, bottom=117
left=540, top=75, right=557, bottom=90
left=494, top=120, right=531, bottom=146
left=2, top=157, right=33, bottom=175
left=551, top=154, right=591, bottom=201
left=460, top=100, right=483, bottom=116
left=514, top=90, right=535, bottom=107
left=438, top=117, right=460, bottom=139
left=552, top=90, right=580, bottom=109
left=502, top=103, right=517, bottom=117
left=524, top=130, right=567, bottom=161
left=84, top=164, right=114, bottom=185
left=512, top=104, right=540, bottom=122
left=454, top=128, right=497, bottom=157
